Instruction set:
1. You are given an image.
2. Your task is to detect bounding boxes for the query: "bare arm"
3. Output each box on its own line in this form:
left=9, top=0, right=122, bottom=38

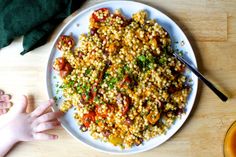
left=0, top=125, right=18, bottom=156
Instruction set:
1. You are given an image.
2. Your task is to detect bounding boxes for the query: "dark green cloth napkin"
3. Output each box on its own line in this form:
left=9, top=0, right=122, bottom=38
left=0, top=0, right=85, bottom=55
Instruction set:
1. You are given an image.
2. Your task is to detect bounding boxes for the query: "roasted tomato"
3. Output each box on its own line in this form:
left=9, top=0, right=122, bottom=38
left=81, top=93, right=87, bottom=102
left=53, top=57, right=66, bottom=71
left=59, top=70, right=69, bottom=78
left=59, top=70, right=68, bottom=78
left=90, top=28, right=98, bottom=35
left=119, top=75, right=131, bottom=87
left=82, top=111, right=96, bottom=127
left=88, top=84, right=97, bottom=103
left=56, top=35, right=75, bottom=51
left=122, top=101, right=129, bottom=115
left=64, top=62, right=72, bottom=72
left=95, top=105, right=108, bottom=118
left=53, top=57, right=73, bottom=78
left=91, top=8, right=109, bottom=22
left=108, top=104, right=115, bottom=113
left=59, top=63, right=72, bottom=78
left=116, top=94, right=131, bottom=115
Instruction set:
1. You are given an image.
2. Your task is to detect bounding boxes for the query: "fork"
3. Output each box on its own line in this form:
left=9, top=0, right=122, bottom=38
left=173, top=52, right=228, bottom=102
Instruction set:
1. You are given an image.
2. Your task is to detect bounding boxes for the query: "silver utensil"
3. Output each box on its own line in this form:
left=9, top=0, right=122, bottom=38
left=173, top=52, right=228, bottom=102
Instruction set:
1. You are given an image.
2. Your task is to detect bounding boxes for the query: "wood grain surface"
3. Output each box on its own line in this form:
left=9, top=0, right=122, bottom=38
left=0, top=0, right=236, bottom=157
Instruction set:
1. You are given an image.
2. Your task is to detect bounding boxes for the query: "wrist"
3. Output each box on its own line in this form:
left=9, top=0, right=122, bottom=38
left=1, top=124, right=19, bottom=144
left=0, top=126, right=18, bottom=157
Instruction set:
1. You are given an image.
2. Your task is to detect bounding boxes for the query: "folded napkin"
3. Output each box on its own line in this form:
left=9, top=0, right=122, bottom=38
left=0, top=0, right=85, bottom=55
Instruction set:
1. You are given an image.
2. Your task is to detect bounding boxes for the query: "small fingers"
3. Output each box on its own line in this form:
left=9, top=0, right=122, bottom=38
left=0, top=102, right=11, bottom=109
left=0, top=109, right=8, bottom=115
left=34, top=120, right=60, bottom=132
left=33, top=133, right=58, bottom=140
left=0, top=94, right=11, bottom=102
left=0, top=90, right=4, bottom=95
left=31, top=99, right=54, bottom=117
left=36, top=111, right=64, bottom=123
left=10, top=95, right=28, bottom=114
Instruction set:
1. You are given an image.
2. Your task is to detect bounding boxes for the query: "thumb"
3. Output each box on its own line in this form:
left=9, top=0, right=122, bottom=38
left=11, top=95, right=28, bottom=114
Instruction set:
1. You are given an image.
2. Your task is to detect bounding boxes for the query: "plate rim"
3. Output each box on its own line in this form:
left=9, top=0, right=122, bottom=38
left=46, top=0, right=198, bottom=155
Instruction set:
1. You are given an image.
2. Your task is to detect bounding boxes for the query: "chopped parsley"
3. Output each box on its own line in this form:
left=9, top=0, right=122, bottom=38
left=94, top=97, right=100, bottom=103
left=108, top=77, right=118, bottom=89
left=59, top=84, right=64, bottom=89
left=85, top=68, right=91, bottom=75
left=124, top=65, right=130, bottom=73
left=56, top=89, right=59, bottom=94
left=68, top=80, right=75, bottom=87
left=136, top=55, right=156, bottom=71
left=53, top=96, right=58, bottom=101
left=104, top=72, right=110, bottom=79
left=158, top=57, right=166, bottom=65
left=77, top=85, right=83, bottom=94
left=93, top=87, right=97, bottom=91
left=178, top=50, right=184, bottom=56
left=95, top=119, right=101, bottom=124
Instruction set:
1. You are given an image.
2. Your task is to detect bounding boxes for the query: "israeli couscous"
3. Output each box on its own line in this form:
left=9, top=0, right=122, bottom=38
left=53, top=8, right=190, bottom=148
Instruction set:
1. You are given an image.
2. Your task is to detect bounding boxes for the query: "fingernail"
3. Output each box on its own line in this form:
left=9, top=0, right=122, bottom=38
left=48, top=100, right=54, bottom=106
left=50, top=99, right=55, bottom=103
left=4, top=102, right=10, bottom=108
left=0, top=89, right=4, bottom=95
left=58, top=111, right=65, bottom=115
left=56, top=121, right=61, bottom=125
left=53, top=135, right=58, bottom=140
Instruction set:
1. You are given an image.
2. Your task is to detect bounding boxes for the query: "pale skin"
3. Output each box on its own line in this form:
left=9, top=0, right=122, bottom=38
left=0, top=89, right=11, bottom=115
left=0, top=94, right=64, bottom=157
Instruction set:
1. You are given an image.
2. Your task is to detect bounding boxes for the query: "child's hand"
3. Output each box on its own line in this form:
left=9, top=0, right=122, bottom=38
left=8, top=96, right=63, bottom=141
left=0, top=95, right=63, bottom=157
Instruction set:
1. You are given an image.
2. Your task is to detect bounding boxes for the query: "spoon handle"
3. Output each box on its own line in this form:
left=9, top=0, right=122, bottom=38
left=173, top=53, right=228, bottom=102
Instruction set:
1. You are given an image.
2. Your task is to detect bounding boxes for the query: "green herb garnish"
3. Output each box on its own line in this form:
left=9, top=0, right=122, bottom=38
left=124, top=65, right=130, bottom=72
left=137, top=55, right=156, bottom=71
left=158, top=57, right=166, bottom=64
left=85, top=68, right=91, bottom=75
left=108, top=77, right=118, bottom=89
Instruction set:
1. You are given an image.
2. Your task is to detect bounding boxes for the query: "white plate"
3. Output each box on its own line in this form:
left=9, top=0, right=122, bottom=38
left=46, top=1, right=198, bottom=154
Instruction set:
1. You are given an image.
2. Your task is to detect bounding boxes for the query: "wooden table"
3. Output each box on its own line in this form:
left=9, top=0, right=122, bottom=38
left=1, top=0, right=236, bottom=156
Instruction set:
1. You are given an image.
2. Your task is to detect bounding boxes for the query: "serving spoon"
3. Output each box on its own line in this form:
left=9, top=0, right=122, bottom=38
left=173, top=52, right=228, bottom=102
